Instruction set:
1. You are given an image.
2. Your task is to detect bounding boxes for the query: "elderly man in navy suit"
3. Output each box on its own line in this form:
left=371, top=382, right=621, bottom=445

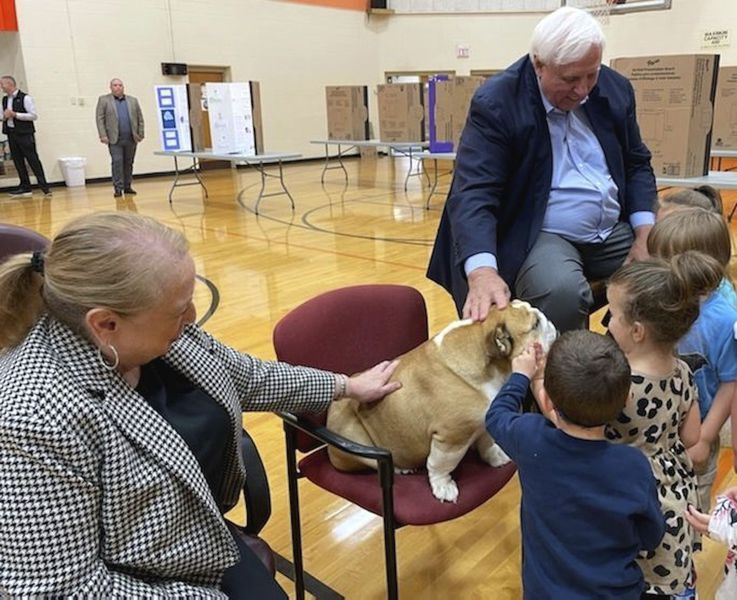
left=427, top=6, right=656, bottom=332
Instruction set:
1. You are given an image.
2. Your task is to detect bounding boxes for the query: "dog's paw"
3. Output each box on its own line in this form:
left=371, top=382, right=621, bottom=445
left=395, top=466, right=417, bottom=475
left=481, top=443, right=511, bottom=467
left=430, top=477, right=459, bottom=503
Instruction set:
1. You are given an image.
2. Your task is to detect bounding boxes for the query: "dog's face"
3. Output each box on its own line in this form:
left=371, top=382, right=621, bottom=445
left=485, top=300, right=557, bottom=362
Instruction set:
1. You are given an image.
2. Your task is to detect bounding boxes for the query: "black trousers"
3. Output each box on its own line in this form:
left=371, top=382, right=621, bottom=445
left=7, top=130, right=48, bottom=191
left=221, top=521, right=287, bottom=600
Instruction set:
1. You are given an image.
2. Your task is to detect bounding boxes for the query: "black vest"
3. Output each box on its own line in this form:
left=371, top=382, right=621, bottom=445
left=2, top=90, right=35, bottom=135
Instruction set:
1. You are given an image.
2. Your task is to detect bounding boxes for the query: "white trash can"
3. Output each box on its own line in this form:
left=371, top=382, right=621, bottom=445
left=58, top=156, right=87, bottom=187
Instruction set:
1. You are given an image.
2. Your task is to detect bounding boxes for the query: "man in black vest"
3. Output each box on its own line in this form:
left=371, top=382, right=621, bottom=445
left=1, top=76, right=51, bottom=197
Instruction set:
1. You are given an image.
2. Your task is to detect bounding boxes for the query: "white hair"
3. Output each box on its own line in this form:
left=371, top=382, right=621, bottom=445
left=529, top=7, right=605, bottom=67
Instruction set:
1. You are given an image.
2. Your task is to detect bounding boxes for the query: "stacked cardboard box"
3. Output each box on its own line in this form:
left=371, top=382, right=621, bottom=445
left=451, top=76, right=485, bottom=145
left=611, top=54, right=719, bottom=177
left=377, top=83, right=425, bottom=142
left=713, top=66, right=737, bottom=149
left=326, top=86, right=369, bottom=141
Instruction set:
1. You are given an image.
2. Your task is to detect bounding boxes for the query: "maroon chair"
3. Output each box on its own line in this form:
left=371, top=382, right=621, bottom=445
left=273, top=284, right=516, bottom=600
left=0, top=222, right=49, bottom=262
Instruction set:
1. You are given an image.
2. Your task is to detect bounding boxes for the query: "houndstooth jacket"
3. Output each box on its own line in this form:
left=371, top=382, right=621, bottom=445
left=0, top=315, right=335, bottom=597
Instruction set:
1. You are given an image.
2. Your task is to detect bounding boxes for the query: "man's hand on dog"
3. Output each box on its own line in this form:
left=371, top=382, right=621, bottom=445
left=463, top=267, right=511, bottom=322
left=512, top=343, right=545, bottom=380
left=346, top=360, right=401, bottom=404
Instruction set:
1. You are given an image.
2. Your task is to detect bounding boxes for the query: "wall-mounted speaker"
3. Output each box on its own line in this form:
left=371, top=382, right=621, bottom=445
left=161, top=62, right=188, bottom=76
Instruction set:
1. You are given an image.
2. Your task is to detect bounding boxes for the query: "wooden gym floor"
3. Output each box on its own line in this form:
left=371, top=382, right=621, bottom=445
left=2, top=154, right=735, bottom=598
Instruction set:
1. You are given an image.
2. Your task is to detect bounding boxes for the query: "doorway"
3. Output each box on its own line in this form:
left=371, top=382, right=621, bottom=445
left=188, top=66, right=229, bottom=169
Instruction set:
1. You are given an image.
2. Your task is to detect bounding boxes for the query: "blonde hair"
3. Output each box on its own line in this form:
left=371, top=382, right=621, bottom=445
left=648, top=207, right=732, bottom=270
left=609, top=252, right=724, bottom=346
left=0, top=212, right=189, bottom=349
left=658, top=185, right=723, bottom=217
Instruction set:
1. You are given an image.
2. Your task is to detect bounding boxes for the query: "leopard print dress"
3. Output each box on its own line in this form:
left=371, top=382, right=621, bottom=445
left=605, top=359, right=699, bottom=595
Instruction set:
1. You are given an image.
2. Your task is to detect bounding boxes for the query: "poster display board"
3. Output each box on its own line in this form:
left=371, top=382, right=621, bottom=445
left=206, top=82, right=256, bottom=155
left=155, top=85, right=192, bottom=152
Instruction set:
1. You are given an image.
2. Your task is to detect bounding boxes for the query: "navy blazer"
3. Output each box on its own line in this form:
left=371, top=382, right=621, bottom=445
left=427, top=55, right=656, bottom=304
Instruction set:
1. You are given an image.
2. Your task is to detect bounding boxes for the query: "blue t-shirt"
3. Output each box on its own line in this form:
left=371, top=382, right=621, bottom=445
left=486, top=373, right=665, bottom=600
left=678, top=279, right=737, bottom=419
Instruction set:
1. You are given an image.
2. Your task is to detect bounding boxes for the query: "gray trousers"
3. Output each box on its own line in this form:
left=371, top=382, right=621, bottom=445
left=108, top=137, right=137, bottom=191
left=514, top=222, right=634, bottom=332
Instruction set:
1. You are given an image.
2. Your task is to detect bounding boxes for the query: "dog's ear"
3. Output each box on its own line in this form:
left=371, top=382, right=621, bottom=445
left=487, top=324, right=513, bottom=359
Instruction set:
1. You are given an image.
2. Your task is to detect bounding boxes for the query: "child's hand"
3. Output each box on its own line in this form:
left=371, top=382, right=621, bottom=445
left=687, top=439, right=711, bottom=472
left=512, top=343, right=544, bottom=380
left=723, top=486, right=737, bottom=503
left=684, top=504, right=711, bottom=535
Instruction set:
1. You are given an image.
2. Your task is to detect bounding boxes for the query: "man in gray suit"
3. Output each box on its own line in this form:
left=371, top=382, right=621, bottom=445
left=96, top=78, right=144, bottom=197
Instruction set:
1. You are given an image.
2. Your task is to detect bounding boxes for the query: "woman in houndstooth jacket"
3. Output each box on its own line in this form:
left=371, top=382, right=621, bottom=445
left=0, top=212, right=400, bottom=597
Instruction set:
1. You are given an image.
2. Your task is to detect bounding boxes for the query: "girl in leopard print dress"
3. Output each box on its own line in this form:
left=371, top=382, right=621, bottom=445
left=605, top=252, right=724, bottom=599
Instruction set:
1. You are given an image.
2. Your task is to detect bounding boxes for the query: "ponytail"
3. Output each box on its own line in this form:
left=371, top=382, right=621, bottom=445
left=0, top=253, right=45, bottom=349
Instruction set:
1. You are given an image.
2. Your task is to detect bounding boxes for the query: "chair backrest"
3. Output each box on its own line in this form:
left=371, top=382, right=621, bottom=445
left=273, top=284, right=429, bottom=452
left=0, top=223, right=49, bottom=264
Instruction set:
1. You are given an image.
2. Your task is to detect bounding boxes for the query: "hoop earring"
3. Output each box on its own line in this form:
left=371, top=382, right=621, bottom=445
left=98, top=344, right=120, bottom=371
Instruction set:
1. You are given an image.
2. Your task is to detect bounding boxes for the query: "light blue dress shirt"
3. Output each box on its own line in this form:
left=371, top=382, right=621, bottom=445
left=464, top=87, right=654, bottom=276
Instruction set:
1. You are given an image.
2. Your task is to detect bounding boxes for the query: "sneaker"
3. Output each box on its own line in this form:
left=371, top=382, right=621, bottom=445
left=674, top=587, right=697, bottom=600
left=113, top=189, right=123, bottom=198
left=8, top=188, right=32, bottom=198
left=123, top=188, right=137, bottom=195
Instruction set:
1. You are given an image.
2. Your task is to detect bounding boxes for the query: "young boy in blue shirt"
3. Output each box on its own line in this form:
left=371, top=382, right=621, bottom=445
left=486, top=330, right=665, bottom=599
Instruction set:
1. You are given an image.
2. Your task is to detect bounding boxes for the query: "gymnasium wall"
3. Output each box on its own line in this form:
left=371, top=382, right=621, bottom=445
left=1, top=0, right=735, bottom=184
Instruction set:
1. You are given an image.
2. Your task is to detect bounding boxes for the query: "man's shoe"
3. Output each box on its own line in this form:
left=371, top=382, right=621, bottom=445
left=42, top=189, right=53, bottom=197
left=123, top=188, right=137, bottom=195
left=8, top=188, right=32, bottom=198
left=114, top=190, right=123, bottom=198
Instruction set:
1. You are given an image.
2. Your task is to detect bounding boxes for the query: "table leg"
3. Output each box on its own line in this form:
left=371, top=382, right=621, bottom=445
left=239, top=160, right=296, bottom=215
left=320, top=143, right=350, bottom=183
left=169, top=156, right=180, bottom=204
left=402, top=146, right=430, bottom=191
left=425, top=159, right=439, bottom=210
left=168, top=156, right=209, bottom=203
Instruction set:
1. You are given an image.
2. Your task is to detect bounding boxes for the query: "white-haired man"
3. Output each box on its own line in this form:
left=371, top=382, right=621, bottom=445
left=428, top=6, right=656, bottom=332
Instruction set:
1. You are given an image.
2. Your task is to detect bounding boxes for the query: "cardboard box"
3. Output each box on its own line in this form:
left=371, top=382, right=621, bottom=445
left=713, top=66, right=737, bottom=149
left=326, top=86, right=369, bottom=141
left=452, top=75, right=485, bottom=145
left=611, top=54, right=719, bottom=177
left=426, top=75, right=485, bottom=151
left=377, top=83, right=425, bottom=142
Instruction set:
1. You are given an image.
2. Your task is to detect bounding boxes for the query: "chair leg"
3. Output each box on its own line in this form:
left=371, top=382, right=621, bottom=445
left=378, top=461, right=399, bottom=600
left=284, top=425, right=306, bottom=600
